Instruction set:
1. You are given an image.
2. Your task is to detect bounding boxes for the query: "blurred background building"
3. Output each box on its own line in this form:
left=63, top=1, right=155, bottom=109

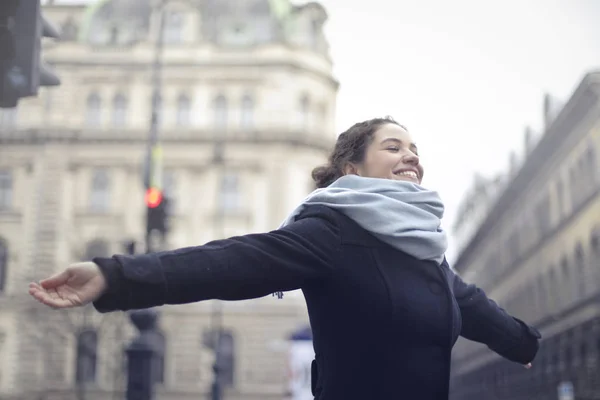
left=449, top=71, right=600, bottom=400
left=0, top=0, right=338, bottom=399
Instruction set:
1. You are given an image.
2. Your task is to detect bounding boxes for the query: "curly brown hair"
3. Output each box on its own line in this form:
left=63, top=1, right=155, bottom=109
left=311, top=116, right=406, bottom=188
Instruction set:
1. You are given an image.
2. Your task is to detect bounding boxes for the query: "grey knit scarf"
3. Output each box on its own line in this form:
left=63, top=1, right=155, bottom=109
left=273, top=175, right=448, bottom=299
left=282, top=174, right=447, bottom=262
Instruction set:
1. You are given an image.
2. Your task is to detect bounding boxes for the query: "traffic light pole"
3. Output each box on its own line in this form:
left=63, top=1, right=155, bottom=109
left=145, top=0, right=166, bottom=254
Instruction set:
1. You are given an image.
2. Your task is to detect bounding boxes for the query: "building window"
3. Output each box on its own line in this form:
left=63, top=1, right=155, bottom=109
left=154, top=331, right=166, bottom=384
left=240, top=94, right=254, bottom=131
left=217, top=331, right=235, bottom=386
left=0, top=238, right=7, bottom=292
left=575, top=243, right=586, bottom=295
left=548, top=268, right=557, bottom=309
left=90, top=169, right=110, bottom=212
left=150, top=94, right=163, bottom=127
left=176, top=94, right=191, bottom=127
left=75, top=329, right=98, bottom=384
left=163, top=170, right=176, bottom=213
left=297, top=95, right=309, bottom=130
left=556, top=180, right=565, bottom=217
left=569, top=166, right=579, bottom=206
left=85, top=93, right=102, bottom=127
left=214, top=95, right=228, bottom=131
left=0, top=107, right=18, bottom=128
left=591, top=230, right=600, bottom=270
left=310, top=19, right=320, bottom=49
left=112, top=93, right=128, bottom=127
left=560, top=257, right=571, bottom=305
left=536, top=276, right=546, bottom=315
left=219, top=172, right=239, bottom=212
left=163, top=10, right=184, bottom=44
left=0, top=170, right=12, bottom=210
left=84, top=239, right=109, bottom=260
left=586, top=144, right=597, bottom=186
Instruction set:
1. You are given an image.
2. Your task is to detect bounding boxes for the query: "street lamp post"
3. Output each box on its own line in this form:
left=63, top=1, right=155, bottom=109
left=209, top=114, right=226, bottom=400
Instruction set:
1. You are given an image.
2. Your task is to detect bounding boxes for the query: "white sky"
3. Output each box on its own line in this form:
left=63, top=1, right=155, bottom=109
left=317, top=0, right=600, bottom=260
left=47, top=0, right=600, bottom=260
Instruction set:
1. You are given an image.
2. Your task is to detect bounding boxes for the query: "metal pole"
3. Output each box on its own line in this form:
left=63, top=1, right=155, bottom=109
left=209, top=117, right=226, bottom=400
left=125, top=3, right=166, bottom=400
left=145, top=0, right=166, bottom=254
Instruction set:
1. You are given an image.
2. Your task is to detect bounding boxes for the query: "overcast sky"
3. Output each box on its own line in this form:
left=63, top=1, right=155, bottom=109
left=47, top=0, right=600, bottom=260
left=317, top=0, right=600, bottom=260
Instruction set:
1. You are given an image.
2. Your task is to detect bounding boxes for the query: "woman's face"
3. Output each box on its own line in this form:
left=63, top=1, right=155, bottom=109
left=345, top=123, right=424, bottom=184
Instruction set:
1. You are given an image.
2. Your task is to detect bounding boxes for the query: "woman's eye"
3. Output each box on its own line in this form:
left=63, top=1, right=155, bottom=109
left=387, top=146, right=400, bottom=152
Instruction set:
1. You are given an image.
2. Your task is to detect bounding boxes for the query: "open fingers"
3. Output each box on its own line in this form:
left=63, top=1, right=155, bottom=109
left=39, top=269, right=72, bottom=290
left=28, top=283, right=74, bottom=309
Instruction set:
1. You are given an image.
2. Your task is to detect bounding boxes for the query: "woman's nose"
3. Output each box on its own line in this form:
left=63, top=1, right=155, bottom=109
left=402, top=152, right=420, bottom=166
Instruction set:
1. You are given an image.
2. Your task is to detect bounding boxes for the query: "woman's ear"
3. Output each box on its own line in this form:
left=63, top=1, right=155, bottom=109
left=343, top=163, right=359, bottom=176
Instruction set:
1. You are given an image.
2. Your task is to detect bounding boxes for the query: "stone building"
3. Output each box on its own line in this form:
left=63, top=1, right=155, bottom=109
left=449, top=71, right=600, bottom=400
left=0, top=0, right=338, bottom=399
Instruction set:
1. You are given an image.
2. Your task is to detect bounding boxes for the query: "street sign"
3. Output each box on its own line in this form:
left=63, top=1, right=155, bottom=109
left=557, top=381, right=574, bottom=400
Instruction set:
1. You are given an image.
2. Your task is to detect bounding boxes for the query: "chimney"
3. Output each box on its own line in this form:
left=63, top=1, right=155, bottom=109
left=509, top=151, right=518, bottom=175
left=524, top=125, right=533, bottom=154
left=543, top=93, right=551, bottom=128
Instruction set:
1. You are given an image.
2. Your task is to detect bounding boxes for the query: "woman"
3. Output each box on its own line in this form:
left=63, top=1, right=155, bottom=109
left=29, top=117, right=540, bottom=400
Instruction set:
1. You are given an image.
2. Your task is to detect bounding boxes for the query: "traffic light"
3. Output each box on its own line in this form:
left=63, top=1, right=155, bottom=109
left=146, top=187, right=169, bottom=236
left=0, top=0, right=61, bottom=108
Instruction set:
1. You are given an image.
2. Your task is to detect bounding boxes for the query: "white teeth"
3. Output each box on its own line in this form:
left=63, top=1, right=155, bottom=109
left=397, top=171, right=417, bottom=178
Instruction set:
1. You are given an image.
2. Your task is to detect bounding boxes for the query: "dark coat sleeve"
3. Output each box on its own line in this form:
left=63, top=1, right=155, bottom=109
left=446, top=262, right=541, bottom=365
left=92, top=210, right=341, bottom=313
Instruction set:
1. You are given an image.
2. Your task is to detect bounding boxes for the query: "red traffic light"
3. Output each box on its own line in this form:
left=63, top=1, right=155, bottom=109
left=145, top=188, right=163, bottom=208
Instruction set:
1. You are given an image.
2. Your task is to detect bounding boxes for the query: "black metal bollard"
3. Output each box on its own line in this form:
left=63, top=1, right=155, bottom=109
left=125, top=309, right=162, bottom=400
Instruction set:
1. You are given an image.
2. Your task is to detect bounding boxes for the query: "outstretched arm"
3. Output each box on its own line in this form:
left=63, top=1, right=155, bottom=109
left=92, top=211, right=341, bottom=313
left=445, top=261, right=541, bottom=365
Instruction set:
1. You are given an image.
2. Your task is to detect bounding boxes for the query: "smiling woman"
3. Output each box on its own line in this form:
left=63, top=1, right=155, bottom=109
left=312, top=117, right=423, bottom=188
left=29, top=116, right=540, bottom=400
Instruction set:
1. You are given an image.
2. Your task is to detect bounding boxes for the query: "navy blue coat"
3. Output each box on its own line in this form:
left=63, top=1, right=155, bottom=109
left=92, top=205, right=540, bottom=400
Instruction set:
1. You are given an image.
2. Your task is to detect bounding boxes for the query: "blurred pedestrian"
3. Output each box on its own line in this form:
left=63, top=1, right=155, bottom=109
left=29, top=116, right=540, bottom=400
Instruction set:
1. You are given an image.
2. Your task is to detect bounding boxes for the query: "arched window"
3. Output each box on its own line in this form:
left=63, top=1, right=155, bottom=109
left=214, top=95, right=228, bottom=131
left=176, top=94, right=191, bottom=127
left=75, top=329, right=98, bottom=384
left=163, top=10, right=184, bottom=44
left=112, top=93, right=128, bottom=127
left=90, top=169, right=110, bottom=212
left=0, top=238, right=7, bottom=292
left=240, top=94, right=254, bottom=131
left=85, top=93, right=102, bottom=127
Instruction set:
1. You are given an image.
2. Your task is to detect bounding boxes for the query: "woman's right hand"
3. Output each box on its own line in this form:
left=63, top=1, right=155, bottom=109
left=28, top=261, right=108, bottom=309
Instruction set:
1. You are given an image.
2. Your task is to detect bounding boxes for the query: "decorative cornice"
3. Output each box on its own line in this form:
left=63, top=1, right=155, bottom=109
left=0, top=127, right=334, bottom=153
left=48, top=59, right=339, bottom=90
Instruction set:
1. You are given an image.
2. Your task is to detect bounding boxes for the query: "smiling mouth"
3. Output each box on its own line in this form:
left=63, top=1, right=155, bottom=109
left=394, top=170, right=419, bottom=180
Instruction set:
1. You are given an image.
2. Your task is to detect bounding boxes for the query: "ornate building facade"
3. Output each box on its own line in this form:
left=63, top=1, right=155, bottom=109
left=0, top=0, right=338, bottom=399
left=449, top=71, right=600, bottom=400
